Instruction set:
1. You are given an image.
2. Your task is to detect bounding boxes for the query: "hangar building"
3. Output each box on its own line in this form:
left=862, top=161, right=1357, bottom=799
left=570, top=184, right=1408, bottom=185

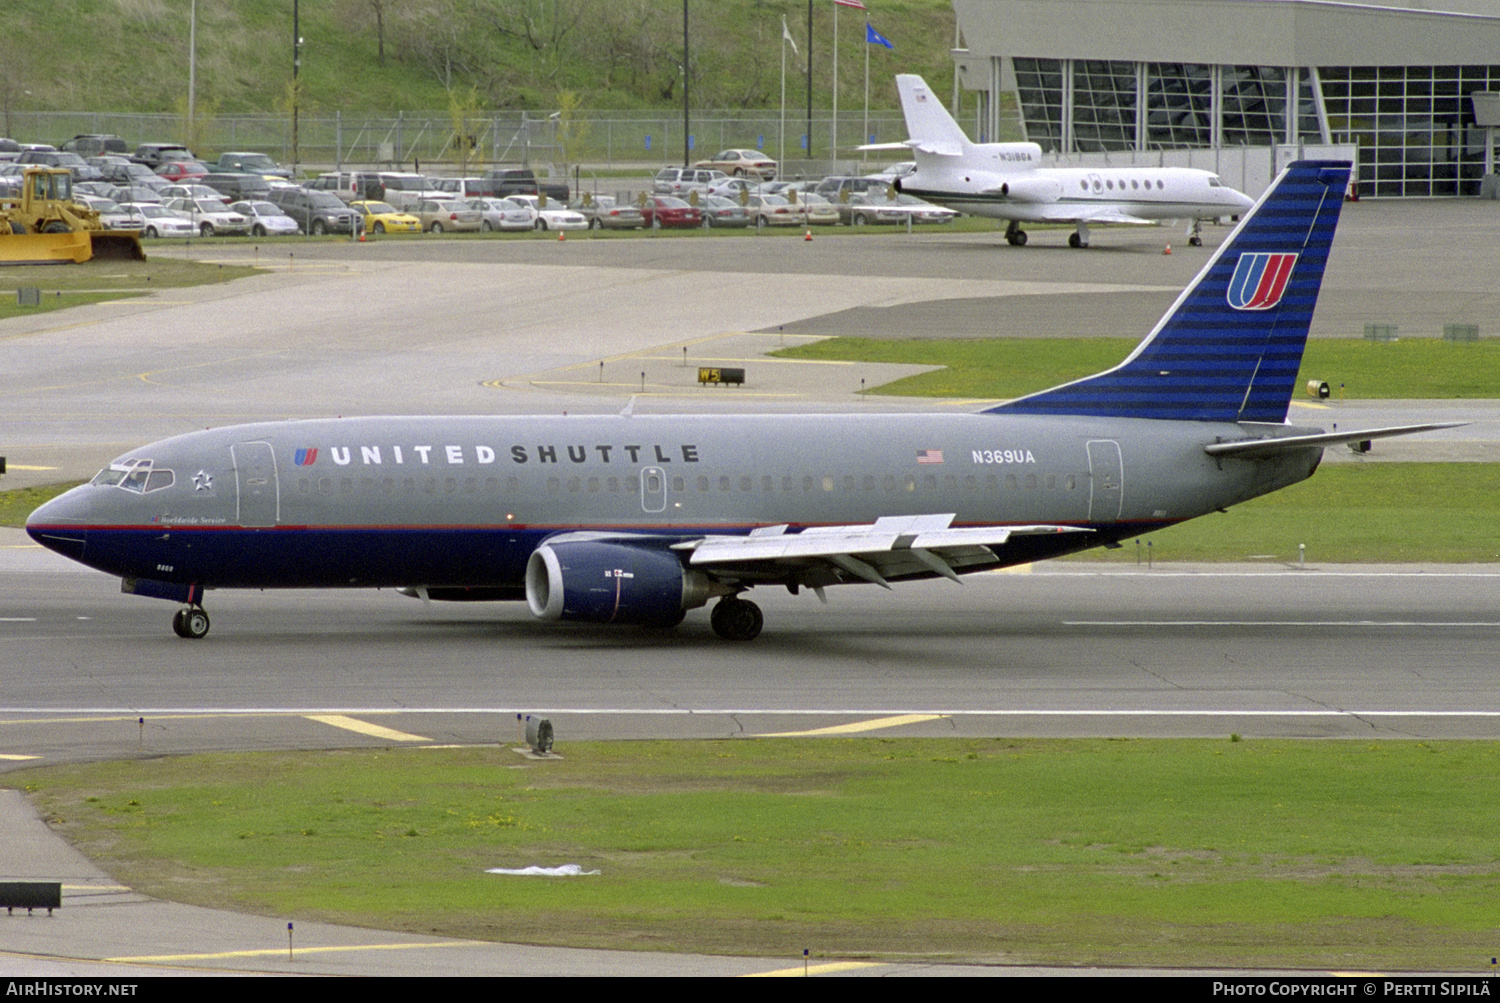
left=950, top=0, right=1500, bottom=196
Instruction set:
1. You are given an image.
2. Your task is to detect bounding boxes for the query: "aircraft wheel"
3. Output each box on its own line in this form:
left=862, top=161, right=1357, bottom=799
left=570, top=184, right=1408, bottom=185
left=1007, top=230, right=1028, bottom=247
left=710, top=597, right=763, bottom=641
left=174, top=607, right=210, bottom=639
left=1189, top=236, right=1203, bottom=247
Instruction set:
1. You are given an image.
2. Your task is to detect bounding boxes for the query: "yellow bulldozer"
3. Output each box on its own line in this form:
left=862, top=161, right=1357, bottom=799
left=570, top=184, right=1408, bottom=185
left=0, top=166, right=145, bottom=264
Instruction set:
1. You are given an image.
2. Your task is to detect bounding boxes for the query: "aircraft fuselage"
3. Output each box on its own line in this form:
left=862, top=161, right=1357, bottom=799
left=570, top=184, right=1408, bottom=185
left=30, top=412, right=1321, bottom=593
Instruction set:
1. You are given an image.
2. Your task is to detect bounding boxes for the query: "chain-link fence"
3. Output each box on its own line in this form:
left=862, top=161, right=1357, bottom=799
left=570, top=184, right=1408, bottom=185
left=8, top=109, right=910, bottom=176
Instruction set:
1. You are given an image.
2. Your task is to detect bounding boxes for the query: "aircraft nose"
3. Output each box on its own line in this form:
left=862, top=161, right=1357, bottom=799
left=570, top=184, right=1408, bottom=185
left=26, top=488, right=90, bottom=562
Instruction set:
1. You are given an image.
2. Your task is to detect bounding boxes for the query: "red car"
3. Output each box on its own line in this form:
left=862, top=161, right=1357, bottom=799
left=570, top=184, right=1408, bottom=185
left=156, top=160, right=210, bottom=183
left=641, top=195, right=703, bottom=229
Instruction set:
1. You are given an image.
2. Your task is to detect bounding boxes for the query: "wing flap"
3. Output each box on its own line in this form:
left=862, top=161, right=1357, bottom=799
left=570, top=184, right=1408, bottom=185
left=677, top=514, right=1091, bottom=579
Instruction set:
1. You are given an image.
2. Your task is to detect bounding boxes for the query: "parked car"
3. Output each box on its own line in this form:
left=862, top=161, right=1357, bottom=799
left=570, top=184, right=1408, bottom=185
left=744, top=193, right=807, bottom=226
left=72, top=195, right=143, bottom=231
left=503, top=194, right=586, bottom=230
left=228, top=200, right=301, bottom=236
left=269, top=188, right=360, bottom=235
left=94, top=159, right=171, bottom=190
left=61, top=134, right=128, bottom=159
left=467, top=197, right=536, bottom=232
left=156, top=160, right=210, bottom=183
left=482, top=167, right=569, bottom=202
left=412, top=198, right=482, bottom=233
left=569, top=194, right=645, bottom=230
left=371, top=172, right=448, bottom=210
left=652, top=167, right=730, bottom=196
left=17, top=150, right=102, bottom=181
left=695, top=149, right=777, bottom=180
left=159, top=183, right=230, bottom=204
left=638, top=194, right=703, bottom=229
left=211, top=151, right=293, bottom=179
left=132, top=143, right=195, bottom=168
left=350, top=200, right=421, bottom=234
left=128, top=203, right=197, bottom=238
left=161, top=197, right=250, bottom=236
left=696, top=194, right=752, bottom=228
left=199, top=172, right=273, bottom=201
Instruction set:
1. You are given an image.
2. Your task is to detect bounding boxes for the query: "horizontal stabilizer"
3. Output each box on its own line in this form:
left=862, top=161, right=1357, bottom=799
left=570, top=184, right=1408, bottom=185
left=1204, top=422, right=1466, bottom=459
left=857, top=141, right=917, bottom=152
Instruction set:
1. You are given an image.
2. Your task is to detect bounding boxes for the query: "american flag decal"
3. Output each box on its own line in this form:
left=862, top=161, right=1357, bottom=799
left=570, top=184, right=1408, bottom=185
left=916, top=449, right=944, bottom=464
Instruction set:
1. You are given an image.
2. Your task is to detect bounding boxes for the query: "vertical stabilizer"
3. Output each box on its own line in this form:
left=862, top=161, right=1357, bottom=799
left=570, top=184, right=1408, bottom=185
left=895, top=74, right=974, bottom=156
left=988, top=161, right=1351, bottom=423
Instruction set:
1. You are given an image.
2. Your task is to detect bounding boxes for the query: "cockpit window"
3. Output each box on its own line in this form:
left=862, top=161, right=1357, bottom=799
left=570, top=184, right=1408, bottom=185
left=92, top=459, right=175, bottom=493
left=1207, top=176, right=1223, bottom=187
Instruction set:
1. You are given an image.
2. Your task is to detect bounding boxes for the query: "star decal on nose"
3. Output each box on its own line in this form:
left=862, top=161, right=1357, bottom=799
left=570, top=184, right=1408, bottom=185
left=193, top=471, right=213, bottom=491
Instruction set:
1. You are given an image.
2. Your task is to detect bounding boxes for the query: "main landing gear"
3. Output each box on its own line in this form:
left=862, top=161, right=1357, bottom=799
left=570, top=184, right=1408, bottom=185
left=710, top=596, right=763, bottom=641
left=171, top=605, right=210, bottom=639
left=1004, top=221, right=1028, bottom=246
left=1188, top=219, right=1204, bottom=247
left=1069, top=222, right=1091, bottom=249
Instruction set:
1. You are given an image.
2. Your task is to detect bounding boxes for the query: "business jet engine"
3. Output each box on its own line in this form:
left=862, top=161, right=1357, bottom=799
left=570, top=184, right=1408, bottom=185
left=996, top=175, right=1062, bottom=204
left=525, top=537, right=719, bottom=628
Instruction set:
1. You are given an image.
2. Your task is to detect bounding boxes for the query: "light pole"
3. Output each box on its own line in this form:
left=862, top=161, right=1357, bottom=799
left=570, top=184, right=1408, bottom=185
left=292, top=0, right=301, bottom=173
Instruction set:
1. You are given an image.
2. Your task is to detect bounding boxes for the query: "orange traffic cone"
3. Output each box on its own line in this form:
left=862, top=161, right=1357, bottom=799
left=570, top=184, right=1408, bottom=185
left=1163, top=243, right=1172, bottom=255
left=804, top=229, right=812, bottom=241
left=558, top=231, right=566, bottom=242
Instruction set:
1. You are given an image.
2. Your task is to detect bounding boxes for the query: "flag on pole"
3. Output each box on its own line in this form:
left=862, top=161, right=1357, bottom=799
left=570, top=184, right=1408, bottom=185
left=782, top=15, right=799, bottom=56
left=834, top=0, right=868, bottom=8
left=866, top=23, right=893, bottom=48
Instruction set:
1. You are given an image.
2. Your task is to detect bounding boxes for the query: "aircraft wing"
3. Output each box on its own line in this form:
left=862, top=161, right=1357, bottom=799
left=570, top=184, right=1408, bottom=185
left=673, top=514, right=1090, bottom=588
left=1001, top=205, right=1156, bottom=225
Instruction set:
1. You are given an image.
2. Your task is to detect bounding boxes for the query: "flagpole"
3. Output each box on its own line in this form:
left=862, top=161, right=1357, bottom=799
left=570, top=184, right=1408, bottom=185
left=832, top=1, right=839, bottom=163
left=780, top=19, right=787, bottom=164
left=863, top=22, right=870, bottom=159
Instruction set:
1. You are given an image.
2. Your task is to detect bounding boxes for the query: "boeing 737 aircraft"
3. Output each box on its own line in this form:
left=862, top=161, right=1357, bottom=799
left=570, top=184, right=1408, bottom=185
left=871, top=74, right=1255, bottom=248
left=27, top=162, right=1454, bottom=642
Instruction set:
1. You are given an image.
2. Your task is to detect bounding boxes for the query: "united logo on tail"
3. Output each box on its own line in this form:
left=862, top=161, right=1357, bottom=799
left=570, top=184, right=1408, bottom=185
left=1227, top=252, right=1299, bottom=310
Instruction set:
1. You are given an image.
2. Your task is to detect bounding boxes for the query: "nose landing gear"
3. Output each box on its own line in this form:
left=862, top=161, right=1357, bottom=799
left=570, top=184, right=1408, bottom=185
left=171, top=606, right=211, bottom=639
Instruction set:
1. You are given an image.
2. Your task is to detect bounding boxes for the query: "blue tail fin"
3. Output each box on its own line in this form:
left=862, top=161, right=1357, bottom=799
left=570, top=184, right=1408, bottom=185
left=988, top=160, right=1351, bottom=423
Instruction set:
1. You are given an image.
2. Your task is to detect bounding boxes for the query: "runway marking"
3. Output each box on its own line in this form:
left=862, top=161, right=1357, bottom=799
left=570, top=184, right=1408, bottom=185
left=304, top=714, right=430, bottom=742
left=0, top=753, right=39, bottom=761
left=10, top=708, right=1500, bottom=722
left=746, top=961, right=883, bottom=977
left=0, top=617, right=37, bottom=621
left=4, top=464, right=57, bottom=471
left=757, top=713, right=949, bottom=737
left=1066, top=620, right=1500, bottom=627
left=109, top=942, right=476, bottom=963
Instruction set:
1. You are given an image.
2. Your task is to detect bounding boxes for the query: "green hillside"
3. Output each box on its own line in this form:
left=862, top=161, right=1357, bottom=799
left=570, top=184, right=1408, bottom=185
left=1, top=0, right=959, bottom=117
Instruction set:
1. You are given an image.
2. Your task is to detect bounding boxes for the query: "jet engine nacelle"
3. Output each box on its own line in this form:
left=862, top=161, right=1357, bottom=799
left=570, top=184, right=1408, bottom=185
left=525, top=539, right=715, bottom=627
left=997, top=175, right=1063, bottom=204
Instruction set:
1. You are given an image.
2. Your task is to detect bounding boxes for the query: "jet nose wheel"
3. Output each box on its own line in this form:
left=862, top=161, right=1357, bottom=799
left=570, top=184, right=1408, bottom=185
left=710, top=597, right=763, bottom=641
left=172, top=606, right=211, bottom=639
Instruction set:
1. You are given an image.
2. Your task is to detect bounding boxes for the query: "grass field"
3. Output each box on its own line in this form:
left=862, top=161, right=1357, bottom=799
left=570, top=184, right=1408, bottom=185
left=16, top=738, right=1500, bottom=969
left=771, top=336, right=1500, bottom=400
